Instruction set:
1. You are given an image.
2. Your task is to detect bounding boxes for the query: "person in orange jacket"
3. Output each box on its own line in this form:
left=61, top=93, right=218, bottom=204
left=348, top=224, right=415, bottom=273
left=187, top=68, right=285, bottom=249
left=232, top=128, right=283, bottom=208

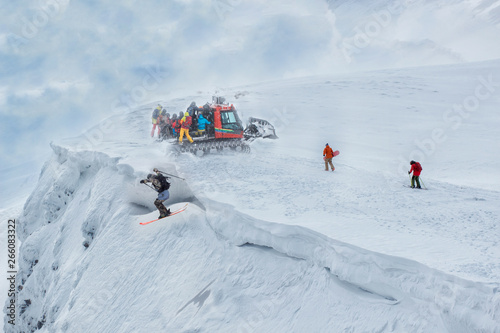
left=323, top=143, right=335, bottom=171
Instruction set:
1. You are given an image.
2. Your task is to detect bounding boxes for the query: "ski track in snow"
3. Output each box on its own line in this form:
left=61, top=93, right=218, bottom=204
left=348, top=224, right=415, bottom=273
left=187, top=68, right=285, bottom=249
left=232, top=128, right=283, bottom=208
left=178, top=148, right=500, bottom=282
left=4, top=61, right=500, bottom=332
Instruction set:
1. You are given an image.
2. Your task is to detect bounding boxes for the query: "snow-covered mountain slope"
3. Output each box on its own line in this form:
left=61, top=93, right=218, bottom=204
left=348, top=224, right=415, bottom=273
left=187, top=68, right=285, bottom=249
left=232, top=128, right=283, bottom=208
left=4, top=60, right=500, bottom=332
left=2, top=0, right=500, bottom=182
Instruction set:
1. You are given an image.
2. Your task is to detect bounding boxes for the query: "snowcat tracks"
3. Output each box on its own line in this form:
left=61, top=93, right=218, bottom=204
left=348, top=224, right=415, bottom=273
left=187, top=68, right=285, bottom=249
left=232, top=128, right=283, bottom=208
left=172, top=139, right=250, bottom=156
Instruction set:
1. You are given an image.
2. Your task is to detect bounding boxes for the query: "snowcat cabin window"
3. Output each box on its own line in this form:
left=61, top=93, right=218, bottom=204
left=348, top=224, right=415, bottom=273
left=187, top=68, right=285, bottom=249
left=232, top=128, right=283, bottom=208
left=220, top=111, right=243, bottom=131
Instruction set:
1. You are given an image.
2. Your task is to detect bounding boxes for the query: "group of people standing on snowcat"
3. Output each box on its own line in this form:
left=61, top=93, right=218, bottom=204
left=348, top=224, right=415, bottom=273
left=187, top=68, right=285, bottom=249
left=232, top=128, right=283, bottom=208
left=151, top=102, right=213, bottom=143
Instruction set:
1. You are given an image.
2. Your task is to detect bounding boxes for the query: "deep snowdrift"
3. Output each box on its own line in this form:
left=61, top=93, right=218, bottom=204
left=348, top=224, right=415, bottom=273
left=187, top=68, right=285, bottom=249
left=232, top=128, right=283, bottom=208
left=6, top=145, right=499, bottom=332
left=4, top=60, right=500, bottom=332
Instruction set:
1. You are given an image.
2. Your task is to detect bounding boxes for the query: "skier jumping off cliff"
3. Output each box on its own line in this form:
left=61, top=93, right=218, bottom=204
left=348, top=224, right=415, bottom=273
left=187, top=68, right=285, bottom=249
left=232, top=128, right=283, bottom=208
left=140, top=168, right=171, bottom=218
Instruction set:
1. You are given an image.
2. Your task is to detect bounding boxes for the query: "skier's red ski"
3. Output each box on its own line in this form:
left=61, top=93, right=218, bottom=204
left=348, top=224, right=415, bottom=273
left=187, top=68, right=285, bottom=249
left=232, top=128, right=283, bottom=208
left=140, top=203, right=188, bottom=225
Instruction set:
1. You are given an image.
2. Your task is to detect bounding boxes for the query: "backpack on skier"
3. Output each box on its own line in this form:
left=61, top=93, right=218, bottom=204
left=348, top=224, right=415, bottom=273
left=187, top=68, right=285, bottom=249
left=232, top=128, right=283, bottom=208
left=152, top=106, right=161, bottom=124
left=157, top=174, right=170, bottom=192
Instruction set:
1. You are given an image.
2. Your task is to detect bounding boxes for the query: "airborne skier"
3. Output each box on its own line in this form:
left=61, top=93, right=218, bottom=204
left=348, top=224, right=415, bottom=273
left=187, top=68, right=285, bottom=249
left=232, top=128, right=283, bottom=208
left=140, top=168, right=171, bottom=218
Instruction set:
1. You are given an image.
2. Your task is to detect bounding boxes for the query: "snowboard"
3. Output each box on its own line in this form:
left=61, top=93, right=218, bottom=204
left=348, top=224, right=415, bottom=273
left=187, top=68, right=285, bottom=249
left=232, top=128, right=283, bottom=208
left=323, top=150, right=340, bottom=160
left=140, top=203, right=188, bottom=225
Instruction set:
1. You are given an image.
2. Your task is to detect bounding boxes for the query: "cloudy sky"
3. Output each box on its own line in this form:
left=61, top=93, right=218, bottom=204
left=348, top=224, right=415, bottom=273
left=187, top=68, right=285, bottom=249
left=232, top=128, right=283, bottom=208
left=1, top=0, right=499, bottom=200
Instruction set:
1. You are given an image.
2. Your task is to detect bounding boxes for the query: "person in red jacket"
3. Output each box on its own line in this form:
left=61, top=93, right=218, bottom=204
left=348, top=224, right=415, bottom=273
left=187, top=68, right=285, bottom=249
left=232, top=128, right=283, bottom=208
left=323, top=143, right=335, bottom=171
left=408, top=160, right=422, bottom=188
left=179, top=111, right=194, bottom=144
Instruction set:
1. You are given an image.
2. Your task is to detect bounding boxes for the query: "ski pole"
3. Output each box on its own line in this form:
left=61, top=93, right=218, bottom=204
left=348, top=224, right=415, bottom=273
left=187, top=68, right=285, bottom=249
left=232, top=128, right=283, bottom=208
left=420, top=177, right=427, bottom=190
left=141, top=182, right=158, bottom=192
left=154, top=169, right=185, bottom=181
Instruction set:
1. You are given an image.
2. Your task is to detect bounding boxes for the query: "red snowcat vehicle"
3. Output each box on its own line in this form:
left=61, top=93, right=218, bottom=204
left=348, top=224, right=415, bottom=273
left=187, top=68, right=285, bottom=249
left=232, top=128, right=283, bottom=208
left=171, top=96, right=277, bottom=155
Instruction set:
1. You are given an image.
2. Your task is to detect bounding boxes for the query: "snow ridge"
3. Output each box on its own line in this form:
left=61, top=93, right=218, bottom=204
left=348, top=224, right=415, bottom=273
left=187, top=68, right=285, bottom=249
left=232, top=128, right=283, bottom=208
left=205, top=200, right=500, bottom=332
left=5, top=143, right=499, bottom=332
left=7, top=144, right=134, bottom=332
